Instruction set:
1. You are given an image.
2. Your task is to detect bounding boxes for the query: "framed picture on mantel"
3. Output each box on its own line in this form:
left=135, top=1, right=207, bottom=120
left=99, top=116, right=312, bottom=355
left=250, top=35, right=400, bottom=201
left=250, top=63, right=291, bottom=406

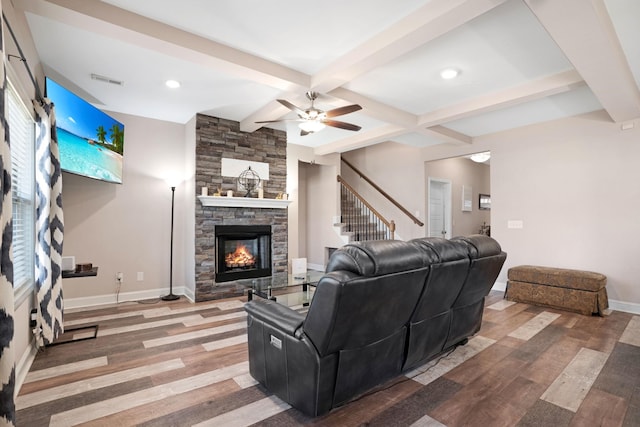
left=479, top=194, right=491, bottom=210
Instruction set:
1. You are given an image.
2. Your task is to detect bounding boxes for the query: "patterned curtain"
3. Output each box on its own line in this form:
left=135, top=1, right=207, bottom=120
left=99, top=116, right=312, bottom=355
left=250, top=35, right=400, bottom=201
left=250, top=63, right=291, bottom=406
left=0, top=0, right=17, bottom=423
left=33, top=99, right=64, bottom=347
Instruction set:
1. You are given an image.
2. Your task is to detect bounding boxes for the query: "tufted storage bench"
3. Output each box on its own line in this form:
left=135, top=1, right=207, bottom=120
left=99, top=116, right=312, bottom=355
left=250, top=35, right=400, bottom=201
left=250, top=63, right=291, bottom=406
left=506, top=265, right=608, bottom=316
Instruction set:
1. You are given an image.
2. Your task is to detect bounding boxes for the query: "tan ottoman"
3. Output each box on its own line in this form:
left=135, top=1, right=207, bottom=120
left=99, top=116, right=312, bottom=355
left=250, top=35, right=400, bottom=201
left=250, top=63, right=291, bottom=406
left=506, top=265, right=608, bottom=316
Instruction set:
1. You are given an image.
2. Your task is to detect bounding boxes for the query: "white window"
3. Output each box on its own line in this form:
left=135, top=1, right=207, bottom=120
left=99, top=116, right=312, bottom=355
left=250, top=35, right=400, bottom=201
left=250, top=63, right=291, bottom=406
left=8, top=81, right=35, bottom=295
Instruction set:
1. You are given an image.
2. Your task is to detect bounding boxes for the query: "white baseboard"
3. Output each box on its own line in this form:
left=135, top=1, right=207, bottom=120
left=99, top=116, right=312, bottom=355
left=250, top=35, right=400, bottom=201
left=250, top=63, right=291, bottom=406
left=307, top=263, right=324, bottom=272
left=15, top=338, right=38, bottom=398
left=62, top=280, right=640, bottom=315
left=608, top=299, right=640, bottom=315
left=64, top=285, right=192, bottom=309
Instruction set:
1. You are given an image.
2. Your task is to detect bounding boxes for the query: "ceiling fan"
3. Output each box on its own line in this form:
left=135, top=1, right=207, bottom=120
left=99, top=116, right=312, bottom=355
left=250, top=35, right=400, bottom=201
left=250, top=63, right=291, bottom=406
left=256, top=91, right=362, bottom=136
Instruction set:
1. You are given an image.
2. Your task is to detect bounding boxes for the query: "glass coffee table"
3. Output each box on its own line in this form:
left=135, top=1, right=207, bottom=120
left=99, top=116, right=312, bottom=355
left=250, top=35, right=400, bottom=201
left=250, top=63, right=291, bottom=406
left=244, top=270, right=324, bottom=308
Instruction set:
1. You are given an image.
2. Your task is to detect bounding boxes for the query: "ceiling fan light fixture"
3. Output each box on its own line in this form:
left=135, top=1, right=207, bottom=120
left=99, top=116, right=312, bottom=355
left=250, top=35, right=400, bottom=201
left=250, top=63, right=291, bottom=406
left=299, top=120, right=326, bottom=133
left=440, top=68, right=459, bottom=80
left=470, top=152, right=491, bottom=163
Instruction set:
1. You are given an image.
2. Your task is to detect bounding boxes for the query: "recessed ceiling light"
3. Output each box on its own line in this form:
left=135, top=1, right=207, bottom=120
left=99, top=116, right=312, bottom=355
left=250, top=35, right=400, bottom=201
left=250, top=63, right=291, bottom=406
left=440, top=68, right=459, bottom=80
left=165, top=80, right=181, bottom=89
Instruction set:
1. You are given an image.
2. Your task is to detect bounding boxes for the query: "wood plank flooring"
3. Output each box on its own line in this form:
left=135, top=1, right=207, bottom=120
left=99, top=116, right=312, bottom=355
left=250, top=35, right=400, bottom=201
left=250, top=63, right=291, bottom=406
left=16, top=291, right=640, bottom=426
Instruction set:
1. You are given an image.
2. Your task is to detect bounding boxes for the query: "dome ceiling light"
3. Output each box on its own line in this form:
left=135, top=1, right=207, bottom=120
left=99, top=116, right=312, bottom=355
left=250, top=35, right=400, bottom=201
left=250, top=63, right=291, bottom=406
left=440, top=68, right=460, bottom=80
left=470, top=152, right=491, bottom=163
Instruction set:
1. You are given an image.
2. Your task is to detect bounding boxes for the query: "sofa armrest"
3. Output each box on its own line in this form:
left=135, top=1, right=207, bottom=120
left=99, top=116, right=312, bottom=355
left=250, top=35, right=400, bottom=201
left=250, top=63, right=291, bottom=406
left=245, top=299, right=305, bottom=336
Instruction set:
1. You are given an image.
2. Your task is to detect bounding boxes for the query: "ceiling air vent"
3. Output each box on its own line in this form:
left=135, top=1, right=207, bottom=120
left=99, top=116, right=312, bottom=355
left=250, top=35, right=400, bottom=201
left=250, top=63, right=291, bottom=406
left=91, top=73, right=124, bottom=86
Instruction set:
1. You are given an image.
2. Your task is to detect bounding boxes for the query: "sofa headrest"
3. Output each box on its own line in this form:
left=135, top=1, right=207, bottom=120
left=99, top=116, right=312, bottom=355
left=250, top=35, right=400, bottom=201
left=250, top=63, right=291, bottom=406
left=326, top=240, right=429, bottom=276
left=410, top=237, right=468, bottom=263
left=451, top=234, right=503, bottom=258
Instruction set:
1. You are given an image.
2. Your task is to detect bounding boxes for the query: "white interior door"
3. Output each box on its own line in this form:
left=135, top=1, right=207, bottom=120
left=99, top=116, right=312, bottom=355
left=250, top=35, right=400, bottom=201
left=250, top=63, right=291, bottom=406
left=428, top=178, right=452, bottom=239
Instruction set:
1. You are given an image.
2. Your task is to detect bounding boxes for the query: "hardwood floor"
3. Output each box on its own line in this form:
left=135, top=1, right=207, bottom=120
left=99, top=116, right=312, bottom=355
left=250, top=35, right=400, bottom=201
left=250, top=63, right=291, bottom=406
left=16, top=291, right=640, bottom=426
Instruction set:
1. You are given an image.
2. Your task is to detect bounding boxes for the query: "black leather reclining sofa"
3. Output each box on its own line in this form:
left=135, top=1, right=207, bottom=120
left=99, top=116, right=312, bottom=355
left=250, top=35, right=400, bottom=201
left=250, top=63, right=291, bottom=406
left=244, top=235, right=506, bottom=417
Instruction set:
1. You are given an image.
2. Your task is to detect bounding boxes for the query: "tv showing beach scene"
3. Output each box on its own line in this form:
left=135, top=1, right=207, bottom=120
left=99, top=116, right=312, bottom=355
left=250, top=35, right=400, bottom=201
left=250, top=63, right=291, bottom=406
left=45, top=77, right=124, bottom=184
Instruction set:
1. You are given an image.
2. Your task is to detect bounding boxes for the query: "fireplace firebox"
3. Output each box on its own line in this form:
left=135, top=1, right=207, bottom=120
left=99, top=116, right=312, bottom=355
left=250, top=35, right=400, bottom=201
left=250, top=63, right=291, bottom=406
left=215, top=225, right=272, bottom=282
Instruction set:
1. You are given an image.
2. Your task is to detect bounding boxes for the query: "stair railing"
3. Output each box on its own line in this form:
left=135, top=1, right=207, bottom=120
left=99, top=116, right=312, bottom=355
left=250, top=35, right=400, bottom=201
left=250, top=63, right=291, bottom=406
left=337, top=175, right=395, bottom=240
left=341, top=157, right=424, bottom=227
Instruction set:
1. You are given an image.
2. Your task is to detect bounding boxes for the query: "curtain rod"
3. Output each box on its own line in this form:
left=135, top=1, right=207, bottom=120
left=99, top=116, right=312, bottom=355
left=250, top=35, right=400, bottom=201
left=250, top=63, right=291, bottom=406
left=2, top=12, right=44, bottom=103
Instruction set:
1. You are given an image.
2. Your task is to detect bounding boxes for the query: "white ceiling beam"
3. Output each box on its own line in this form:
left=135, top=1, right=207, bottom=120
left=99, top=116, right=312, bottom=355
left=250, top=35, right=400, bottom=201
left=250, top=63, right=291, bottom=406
left=240, top=101, right=292, bottom=133
left=240, top=93, right=313, bottom=133
left=27, top=0, right=310, bottom=92
left=419, top=70, right=585, bottom=127
left=422, top=126, right=473, bottom=145
left=328, top=87, right=417, bottom=128
left=317, top=69, right=582, bottom=155
left=313, top=125, right=408, bottom=156
left=525, top=0, right=640, bottom=122
left=311, top=0, right=510, bottom=93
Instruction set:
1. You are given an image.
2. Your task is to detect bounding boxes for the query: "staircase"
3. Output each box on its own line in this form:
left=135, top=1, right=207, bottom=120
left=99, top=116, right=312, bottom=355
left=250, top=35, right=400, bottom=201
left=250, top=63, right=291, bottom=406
left=335, top=157, right=423, bottom=243
left=336, top=176, right=395, bottom=243
left=336, top=198, right=390, bottom=242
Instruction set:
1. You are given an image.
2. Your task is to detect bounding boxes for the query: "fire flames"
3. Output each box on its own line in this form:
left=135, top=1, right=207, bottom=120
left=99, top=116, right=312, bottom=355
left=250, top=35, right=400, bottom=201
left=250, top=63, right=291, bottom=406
left=225, top=243, right=256, bottom=268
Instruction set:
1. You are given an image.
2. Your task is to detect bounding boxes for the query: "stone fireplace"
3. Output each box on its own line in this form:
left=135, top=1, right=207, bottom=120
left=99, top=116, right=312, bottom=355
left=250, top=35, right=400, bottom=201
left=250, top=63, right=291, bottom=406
left=194, top=114, right=288, bottom=301
left=215, top=225, right=272, bottom=282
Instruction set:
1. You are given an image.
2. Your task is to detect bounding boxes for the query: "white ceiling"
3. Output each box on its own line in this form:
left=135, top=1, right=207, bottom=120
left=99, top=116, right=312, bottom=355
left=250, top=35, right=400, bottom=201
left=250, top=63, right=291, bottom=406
left=18, top=0, right=640, bottom=155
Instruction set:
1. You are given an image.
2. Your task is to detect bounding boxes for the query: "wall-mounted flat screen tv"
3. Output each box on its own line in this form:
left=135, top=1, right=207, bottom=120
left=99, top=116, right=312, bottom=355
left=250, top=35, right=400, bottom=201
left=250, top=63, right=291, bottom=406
left=45, top=77, right=124, bottom=184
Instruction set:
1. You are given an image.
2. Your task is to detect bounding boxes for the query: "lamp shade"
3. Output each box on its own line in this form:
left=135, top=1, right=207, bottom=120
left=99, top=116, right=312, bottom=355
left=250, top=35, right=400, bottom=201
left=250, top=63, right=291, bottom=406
left=299, top=120, right=326, bottom=133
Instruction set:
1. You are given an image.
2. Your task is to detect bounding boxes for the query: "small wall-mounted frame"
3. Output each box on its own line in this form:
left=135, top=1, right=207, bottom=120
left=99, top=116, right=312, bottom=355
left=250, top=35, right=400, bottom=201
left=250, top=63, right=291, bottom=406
left=479, top=194, right=491, bottom=210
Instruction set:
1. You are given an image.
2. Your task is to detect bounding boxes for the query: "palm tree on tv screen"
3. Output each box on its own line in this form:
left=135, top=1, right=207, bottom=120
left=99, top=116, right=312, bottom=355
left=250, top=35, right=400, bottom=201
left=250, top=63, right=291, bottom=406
left=109, top=124, right=124, bottom=155
left=96, top=125, right=106, bottom=143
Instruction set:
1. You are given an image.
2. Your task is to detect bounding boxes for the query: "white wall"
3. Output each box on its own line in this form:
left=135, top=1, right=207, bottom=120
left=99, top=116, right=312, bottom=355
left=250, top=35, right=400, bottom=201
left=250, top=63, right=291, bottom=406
left=62, top=113, right=190, bottom=306
left=297, top=161, right=308, bottom=259
left=302, top=162, right=346, bottom=267
left=421, top=111, right=640, bottom=311
left=286, top=144, right=314, bottom=262
left=487, top=112, right=640, bottom=309
left=287, top=145, right=344, bottom=269
left=183, top=117, right=197, bottom=297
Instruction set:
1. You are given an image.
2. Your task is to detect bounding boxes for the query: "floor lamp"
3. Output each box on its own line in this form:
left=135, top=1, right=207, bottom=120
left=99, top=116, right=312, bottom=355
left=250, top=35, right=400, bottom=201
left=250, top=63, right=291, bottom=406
left=162, top=185, right=179, bottom=301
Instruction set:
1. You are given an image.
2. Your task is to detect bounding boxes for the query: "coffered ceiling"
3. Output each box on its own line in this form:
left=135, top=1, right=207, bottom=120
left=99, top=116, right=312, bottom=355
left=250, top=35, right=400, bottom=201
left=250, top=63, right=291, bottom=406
left=18, top=0, right=640, bottom=155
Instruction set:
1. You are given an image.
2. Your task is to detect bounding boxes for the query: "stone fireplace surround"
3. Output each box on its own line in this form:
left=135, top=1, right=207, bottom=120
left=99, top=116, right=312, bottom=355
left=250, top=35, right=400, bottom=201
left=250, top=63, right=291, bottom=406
left=195, top=114, right=288, bottom=301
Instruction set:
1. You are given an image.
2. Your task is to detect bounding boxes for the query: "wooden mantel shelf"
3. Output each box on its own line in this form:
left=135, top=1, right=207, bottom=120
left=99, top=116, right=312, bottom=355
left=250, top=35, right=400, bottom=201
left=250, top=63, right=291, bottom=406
left=198, top=195, right=292, bottom=209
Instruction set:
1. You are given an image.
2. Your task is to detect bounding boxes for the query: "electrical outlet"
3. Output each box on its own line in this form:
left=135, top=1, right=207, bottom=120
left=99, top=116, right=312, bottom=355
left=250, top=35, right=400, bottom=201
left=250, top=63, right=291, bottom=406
left=116, top=272, right=123, bottom=283
left=137, top=272, right=144, bottom=281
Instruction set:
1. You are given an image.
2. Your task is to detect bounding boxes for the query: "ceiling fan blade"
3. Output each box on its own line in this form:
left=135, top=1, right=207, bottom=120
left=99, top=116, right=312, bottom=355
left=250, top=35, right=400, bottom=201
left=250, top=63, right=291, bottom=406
left=325, top=104, right=362, bottom=118
left=323, top=119, right=362, bottom=132
left=277, top=99, right=307, bottom=117
left=255, top=118, right=303, bottom=124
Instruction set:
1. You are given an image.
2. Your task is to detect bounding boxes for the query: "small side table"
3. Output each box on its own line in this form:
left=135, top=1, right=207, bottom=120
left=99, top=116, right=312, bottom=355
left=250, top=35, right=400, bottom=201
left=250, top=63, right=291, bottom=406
left=62, top=267, right=98, bottom=278
left=52, top=267, right=100, bottom=346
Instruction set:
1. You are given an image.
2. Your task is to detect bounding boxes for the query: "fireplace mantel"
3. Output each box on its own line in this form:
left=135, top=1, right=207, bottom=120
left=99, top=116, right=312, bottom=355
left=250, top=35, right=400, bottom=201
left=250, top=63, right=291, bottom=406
left=198, top=195, right=292, bottom=209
